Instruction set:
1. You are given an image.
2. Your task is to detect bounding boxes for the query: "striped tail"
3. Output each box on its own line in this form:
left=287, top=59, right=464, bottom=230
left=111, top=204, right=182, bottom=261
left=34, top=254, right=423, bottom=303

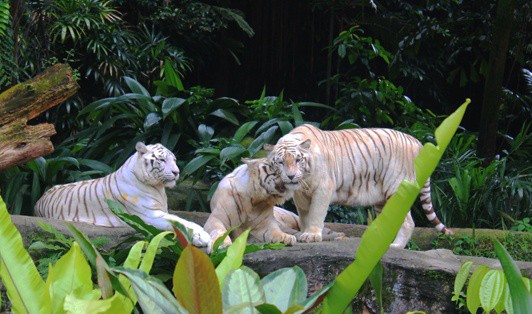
left=419, top=179, right=453, bottom=234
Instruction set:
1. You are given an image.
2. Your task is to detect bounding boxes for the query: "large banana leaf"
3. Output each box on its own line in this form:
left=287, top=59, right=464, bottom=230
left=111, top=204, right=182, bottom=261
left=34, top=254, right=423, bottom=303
left=322, top=99, right=471, bottom=313
left=0, top=196, right=52, bottom=313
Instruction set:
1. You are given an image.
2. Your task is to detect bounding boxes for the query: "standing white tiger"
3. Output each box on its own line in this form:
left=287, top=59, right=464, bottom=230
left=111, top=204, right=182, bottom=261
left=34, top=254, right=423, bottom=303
left=35, top=142, right=211, bottom=247
left=265, top=124, right=452, bottom=248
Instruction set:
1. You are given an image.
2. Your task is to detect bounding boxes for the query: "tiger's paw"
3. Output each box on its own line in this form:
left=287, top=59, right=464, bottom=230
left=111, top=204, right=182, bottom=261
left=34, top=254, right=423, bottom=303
left=266, top=230, right=297, bottom=246
left=298, top=232, right=322, bottom=243
left=188, top=224, right=211, bottom=248
left=207, top=231, right=232, bottom=254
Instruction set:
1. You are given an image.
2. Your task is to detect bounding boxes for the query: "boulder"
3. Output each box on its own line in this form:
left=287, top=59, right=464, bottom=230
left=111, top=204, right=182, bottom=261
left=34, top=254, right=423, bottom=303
left=6, top=213, right=532, bottom=313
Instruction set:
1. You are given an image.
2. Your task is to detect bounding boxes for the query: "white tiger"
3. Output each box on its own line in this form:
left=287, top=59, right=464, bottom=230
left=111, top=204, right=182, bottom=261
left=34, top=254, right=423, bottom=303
left=204, top=158, right=344, bottom=253
left=265, top=124, right=452, bottom=249
left=35, top=142, right=211, bottom=247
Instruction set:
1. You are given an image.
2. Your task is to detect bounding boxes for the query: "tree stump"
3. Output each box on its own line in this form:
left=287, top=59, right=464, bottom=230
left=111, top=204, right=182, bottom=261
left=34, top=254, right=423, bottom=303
left=0, top=64, right=79, bottom=171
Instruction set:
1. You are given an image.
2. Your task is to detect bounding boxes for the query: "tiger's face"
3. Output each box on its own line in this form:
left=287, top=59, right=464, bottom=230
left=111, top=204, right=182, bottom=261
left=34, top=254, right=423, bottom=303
left=242, top=158, right=295, bottom=199
left=264, top=139, right=311, bottom=187
left=135, top=142, right=180, bottom=187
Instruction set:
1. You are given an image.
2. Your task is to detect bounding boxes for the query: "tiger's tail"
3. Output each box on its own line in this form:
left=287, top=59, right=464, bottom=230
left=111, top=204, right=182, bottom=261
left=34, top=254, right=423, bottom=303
left=419, top=178, right=453, bottom=234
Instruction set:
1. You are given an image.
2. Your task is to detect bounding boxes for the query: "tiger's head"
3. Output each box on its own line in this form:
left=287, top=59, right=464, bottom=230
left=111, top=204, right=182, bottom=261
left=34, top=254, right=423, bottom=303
left=134, top=142, right=180, bottom=188
left=241, top=158, right=294, bottom=201
left=264, top=139, right=311, bottom=188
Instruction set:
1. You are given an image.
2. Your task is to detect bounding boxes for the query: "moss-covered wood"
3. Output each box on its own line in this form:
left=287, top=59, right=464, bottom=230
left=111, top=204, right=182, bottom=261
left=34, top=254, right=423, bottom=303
left=0, top=63, right=79, bottom=170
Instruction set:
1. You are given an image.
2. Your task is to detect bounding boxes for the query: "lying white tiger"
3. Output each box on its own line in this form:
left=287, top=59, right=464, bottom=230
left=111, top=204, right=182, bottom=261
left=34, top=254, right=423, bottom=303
left=35, top=142, right=211, bottom=247
left=204, top=158, right=344, bottom=253
left=265, top=124, right=452, bottom=249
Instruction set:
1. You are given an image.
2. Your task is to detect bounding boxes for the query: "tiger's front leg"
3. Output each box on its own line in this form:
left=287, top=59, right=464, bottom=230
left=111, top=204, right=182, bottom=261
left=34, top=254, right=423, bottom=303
left=148, top=211, right=211, bottom=247
left=252, top=224, right=297, bottom=246
left=294, top=186, right=331, bottom=243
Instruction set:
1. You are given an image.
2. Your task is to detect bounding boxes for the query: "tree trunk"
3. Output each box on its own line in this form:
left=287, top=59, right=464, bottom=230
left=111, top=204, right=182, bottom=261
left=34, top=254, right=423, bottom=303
left=477, top=0, right=515, bottom=159
left=0, top=63, right=79, bottom=171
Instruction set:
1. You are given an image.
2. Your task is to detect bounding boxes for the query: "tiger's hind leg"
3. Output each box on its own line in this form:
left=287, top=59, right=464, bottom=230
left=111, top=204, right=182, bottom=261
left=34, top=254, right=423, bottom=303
left=274, top=206, right=345, bottom=241
left=390, top=211, right=415, bottom=249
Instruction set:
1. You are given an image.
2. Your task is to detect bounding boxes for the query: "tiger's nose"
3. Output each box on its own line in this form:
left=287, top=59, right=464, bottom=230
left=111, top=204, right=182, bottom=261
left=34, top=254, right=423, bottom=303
left=287, top=175, right=295, bottom=180
left=172, top=170, right=180, bottom=177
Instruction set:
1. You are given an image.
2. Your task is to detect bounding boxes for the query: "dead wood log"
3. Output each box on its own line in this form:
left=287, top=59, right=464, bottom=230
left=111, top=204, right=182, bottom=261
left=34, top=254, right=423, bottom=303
left=0, top=63, right=79, bottom=171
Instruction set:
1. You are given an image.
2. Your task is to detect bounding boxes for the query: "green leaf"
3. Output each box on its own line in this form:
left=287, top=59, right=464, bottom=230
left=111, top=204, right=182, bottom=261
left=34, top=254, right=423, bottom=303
left=467, top=265, right=489, bottom=313
left=0, top=197, right=52, bottom=313
left=294, top=282, right=333, bottom=314
left=114, top=268, right=188, bottom=314
left=261, top=266, right=307, bottom=312
left=173, top=245, right=222, bottom=314
left=233, top=121, right=259, bottom=143
left=123, top=76, right=150, bottom=97
left=223, top=266, right=265, bottom=311
left=163, top=60, right=185, bottom=91
left=183, top=155, right=217, bottom=175
left=220, top=146, right=248, bottom=164
left=292, top=105, right=304, bottom=126
left=453, top=261, right=473, bottom=301
left=248, top=126, right=278, bottom=157
left=369, top=260, right=384, bottom=313
left=198, top=124, right=214, bottom=143
left=216, top=229, right=250, bottom=288
left=255, top=303, right=283, bottom=314
left=297, top=102, right=336, bottom=111
left=63, top=291, right=124, bottom=314
left=162, top=98, right=186, bottom=119
left=66, top=223, right=130, bottom=298
left=47, top=242, right=93, bottom=314
left=480, top=269, right=505, bottom=312
left=144, top=112, right=162, bottom=129
left=140, top=231, right=174, bottom=274
left=211, top=109, right=240, bottom=126
left=321, top=100, right=470, bottom=313
left=493, top=239, right=532, bottom=314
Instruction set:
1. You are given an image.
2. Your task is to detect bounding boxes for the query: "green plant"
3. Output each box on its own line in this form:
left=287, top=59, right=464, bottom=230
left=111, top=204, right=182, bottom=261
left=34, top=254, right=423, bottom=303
left=28, top=221, right=110, bottom=280
left=452, top=240, right=532, bottom=314
left=509, top=217, right=532, bottom=232
left=0, top=149, right=113, bottom=215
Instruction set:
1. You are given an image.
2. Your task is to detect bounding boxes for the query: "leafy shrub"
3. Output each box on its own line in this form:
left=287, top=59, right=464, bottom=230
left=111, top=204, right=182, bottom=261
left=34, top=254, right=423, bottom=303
left=452, top=241, right=532, bottom=314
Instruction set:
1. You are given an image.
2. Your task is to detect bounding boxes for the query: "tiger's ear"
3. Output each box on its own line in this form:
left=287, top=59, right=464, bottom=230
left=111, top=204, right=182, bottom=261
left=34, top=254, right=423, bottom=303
left=241, top=158, right=252, bottom=164
left=298, top=139, right=311, bottom=150
left=263, top=144, right=275, bottom=152
left=135, top=142, right=148, bottom=154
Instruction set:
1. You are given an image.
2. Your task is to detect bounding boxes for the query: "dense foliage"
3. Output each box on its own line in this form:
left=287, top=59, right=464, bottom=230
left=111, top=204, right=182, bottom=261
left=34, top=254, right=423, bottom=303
left=0, top=0, right=530, bottom=232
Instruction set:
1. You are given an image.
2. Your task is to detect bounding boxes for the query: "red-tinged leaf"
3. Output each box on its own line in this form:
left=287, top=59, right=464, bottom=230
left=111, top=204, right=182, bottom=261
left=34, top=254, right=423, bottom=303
left=172, top=224, right=189, bottom=248
left=173, top=246, right=222, bottom=314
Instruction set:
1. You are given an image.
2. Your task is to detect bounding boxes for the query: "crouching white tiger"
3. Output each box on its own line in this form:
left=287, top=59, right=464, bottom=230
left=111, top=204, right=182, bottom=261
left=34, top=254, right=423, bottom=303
left=204, top=158, right=344, bottom=253
left=34, top=142, right=211, bottom=247
left=265, top=124, right=453, bottom=249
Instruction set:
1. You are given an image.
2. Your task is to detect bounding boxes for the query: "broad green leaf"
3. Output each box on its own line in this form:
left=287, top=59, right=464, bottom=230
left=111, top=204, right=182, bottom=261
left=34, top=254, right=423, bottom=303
left=114, top=268, right=188, bottom=314
left=248, top=126, right=278, bottom=156
left=480, top=269, right=505, bottom=312
left=140, top=231, right=174, bottom=274
left=173, top=245, right=222, bottom=314
left=261, top=267, right=307, bottom=312
left=294, top=282, right=333, bottom=314
left=123, top=76, right=150, bottom=97
left=233, top=121, right=259, bottom=143
left=220, top=146, right=247, bottom=164
left=255, top=303, right=283, bottom=314
left=211, top=108, right=240, bottom=126
left=162, top=98, right=186, bottom=119
left=0, top=197, right=52, bottom=313
left=223, top=266, right=265, bottom=311
left=467, top=265, right=489, bottom=313
left=66, top=224, right=130, bottom=298
left=495, top=283, right=508, bottom=314
left=297, top=102, right=336, bottom=111
left=198, top=124, right=214, bottom=143
left=369, top=260, right=384, bottom=313
left=216, top=229, right=250, bottom=288
left=183, top=155, right=216, bottom=175
left=163, top=59, right=184, bottom=91
left=493, top=239, right=532, bottom=314
left=47, top=242, right=93, bottom=314
left=453, top=261, right=473, bottom=301
left=322, top=100, right=470, bottom=313
left=117, top=240, right=146, bottom=311
left=144, top=112, right=162, bottom=129
left=63, top=291, right=122, bottom=314
left=292, top=105, right=304, bottom=126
